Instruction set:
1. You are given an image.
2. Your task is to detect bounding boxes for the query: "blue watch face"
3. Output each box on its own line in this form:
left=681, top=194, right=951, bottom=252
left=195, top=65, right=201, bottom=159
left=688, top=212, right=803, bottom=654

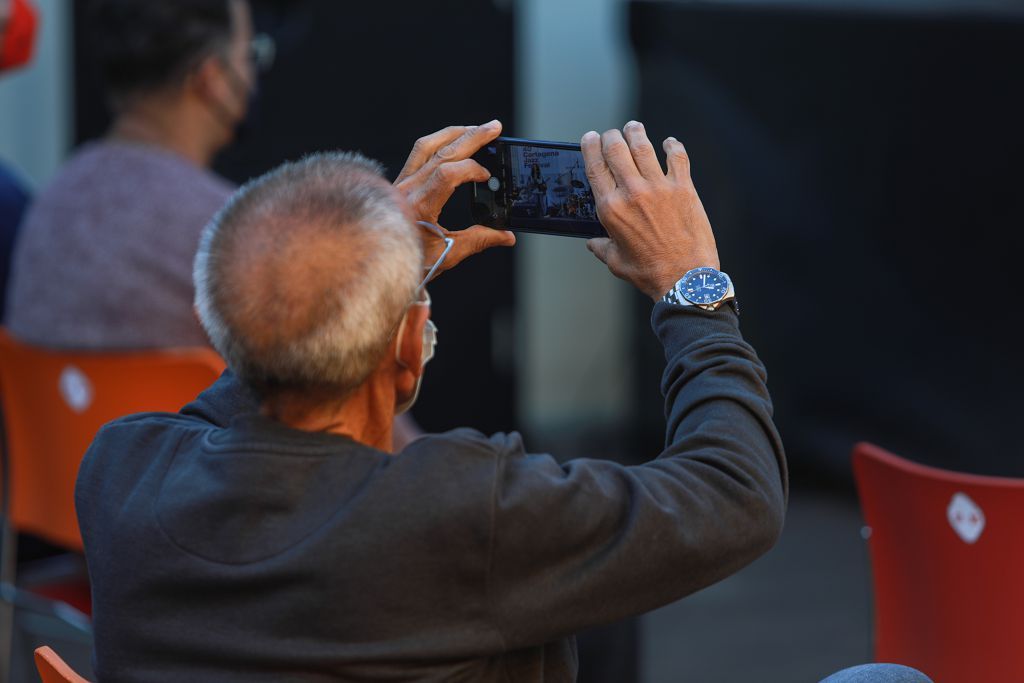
left=680, top=269, right=730, bottom=305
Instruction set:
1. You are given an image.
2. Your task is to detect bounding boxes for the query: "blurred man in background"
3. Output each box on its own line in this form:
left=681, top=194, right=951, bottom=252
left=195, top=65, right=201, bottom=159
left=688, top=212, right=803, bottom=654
left=5, top=0, right=254, bottom=347
left=0, top=0, right=37, bottom=319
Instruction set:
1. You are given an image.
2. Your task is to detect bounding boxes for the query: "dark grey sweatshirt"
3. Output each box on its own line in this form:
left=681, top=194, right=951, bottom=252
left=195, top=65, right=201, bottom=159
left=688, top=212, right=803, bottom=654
left=75, top=302, right=787, bottom=682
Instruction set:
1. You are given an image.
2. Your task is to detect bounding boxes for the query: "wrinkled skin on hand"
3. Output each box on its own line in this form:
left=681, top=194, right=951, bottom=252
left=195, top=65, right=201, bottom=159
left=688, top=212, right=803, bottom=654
left=581, top=121, right=720, bottom=301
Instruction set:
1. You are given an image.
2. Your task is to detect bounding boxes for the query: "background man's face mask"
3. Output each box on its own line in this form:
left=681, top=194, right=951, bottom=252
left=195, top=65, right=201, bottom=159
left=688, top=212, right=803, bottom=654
left=0, top=0, right=38, bottom=72
left=394, top=293, right=438, bottom=416
left=210, top=34, right=274, bottom=141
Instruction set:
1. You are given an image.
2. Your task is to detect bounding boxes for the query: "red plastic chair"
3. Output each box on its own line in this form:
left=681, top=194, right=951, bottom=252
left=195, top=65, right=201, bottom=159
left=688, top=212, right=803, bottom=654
left=34, top=646, right=91, bottom=683
left=0, top=329, right=224, bottom=677
left=0, top=328, right=224, bottom=551
left=852, top=441, right=1024, bottom=683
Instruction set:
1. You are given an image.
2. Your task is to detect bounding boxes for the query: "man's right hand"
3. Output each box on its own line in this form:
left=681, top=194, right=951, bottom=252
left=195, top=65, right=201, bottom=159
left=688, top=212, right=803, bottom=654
left=581, top=121, right=720, bottom=302
left=394, top=121, right=515, bottom=280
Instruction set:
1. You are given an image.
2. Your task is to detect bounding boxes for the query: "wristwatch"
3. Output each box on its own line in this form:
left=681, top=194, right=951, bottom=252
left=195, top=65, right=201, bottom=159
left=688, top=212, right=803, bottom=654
left=662, top=266, right=739, bottom=315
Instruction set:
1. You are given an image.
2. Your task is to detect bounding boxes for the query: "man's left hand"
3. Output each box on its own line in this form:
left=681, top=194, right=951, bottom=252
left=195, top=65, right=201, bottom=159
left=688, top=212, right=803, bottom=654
left=394, top=121, right=516, bottom=279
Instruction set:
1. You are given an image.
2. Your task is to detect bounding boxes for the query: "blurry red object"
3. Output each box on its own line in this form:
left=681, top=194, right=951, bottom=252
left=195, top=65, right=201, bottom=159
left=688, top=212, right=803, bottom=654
left=0, top=0, right=39, bottom=71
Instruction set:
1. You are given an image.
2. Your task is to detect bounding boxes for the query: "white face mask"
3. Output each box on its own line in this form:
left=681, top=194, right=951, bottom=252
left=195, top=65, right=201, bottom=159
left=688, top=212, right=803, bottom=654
left=393, top=298, right=438, bottom=416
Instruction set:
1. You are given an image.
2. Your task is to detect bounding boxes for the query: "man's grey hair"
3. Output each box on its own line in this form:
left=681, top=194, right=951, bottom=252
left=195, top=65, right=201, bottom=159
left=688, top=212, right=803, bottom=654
left=194, top=151, right=423, bottom=399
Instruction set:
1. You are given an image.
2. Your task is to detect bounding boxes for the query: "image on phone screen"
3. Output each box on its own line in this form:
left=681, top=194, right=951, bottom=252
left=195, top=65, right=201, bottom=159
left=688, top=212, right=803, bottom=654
left=472, top=137, right=606, bottom=238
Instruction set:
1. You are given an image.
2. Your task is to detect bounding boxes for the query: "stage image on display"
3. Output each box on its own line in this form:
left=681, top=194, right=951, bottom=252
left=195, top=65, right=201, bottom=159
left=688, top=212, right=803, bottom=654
left=508, top=145, right=596, bottom=223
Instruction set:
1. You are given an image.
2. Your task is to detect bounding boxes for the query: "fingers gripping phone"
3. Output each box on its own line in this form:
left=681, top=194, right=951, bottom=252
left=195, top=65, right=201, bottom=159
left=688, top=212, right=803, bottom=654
left=471, top=137, right=606, bottom=238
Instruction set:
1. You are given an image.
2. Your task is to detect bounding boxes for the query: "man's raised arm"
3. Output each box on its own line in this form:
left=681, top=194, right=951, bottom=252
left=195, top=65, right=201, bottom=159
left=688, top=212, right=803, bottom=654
left=483, top=121, right=787, bottom=649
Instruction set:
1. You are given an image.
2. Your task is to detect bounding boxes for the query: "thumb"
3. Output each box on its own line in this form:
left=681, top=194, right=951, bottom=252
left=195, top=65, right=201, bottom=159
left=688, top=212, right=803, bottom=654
left=435, top=226, right=516, bottom=276
left=586, top=237, right=613, bottom=265
left=457, top=226, right=517, bottom=255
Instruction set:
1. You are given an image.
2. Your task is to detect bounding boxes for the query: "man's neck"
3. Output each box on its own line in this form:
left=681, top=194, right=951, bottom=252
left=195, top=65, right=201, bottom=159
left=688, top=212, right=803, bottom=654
left=263, top=380, right=397, bottom=453
left=108, top=96, right=220, bottom=168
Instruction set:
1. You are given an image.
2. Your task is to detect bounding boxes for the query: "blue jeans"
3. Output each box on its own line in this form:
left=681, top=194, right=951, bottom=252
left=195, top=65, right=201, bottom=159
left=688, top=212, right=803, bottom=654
left=819, top=663, right=933, bottom=683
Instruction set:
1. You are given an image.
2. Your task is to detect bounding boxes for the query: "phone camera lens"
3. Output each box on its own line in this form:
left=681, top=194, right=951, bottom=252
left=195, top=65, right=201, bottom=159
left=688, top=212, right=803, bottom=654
left=487, top=177, right=501, bottom=192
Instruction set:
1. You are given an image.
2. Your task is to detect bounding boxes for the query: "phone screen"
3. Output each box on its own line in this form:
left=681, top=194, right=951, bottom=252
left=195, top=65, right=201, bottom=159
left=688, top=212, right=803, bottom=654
left=472, top=137, right=605, bottom=238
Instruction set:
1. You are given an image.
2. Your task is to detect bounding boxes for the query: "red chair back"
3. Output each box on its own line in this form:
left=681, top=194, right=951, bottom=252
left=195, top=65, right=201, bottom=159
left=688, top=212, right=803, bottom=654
left=852, top=441, right=1024, bottom=682
left=0, top=328, right=224, bottom=550
left=34, top=646, right=91, bottom=683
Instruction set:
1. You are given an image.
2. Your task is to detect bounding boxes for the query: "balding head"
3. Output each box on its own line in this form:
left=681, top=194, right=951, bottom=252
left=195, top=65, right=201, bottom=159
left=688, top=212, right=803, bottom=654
left=194, top=151, right=423, bottom=402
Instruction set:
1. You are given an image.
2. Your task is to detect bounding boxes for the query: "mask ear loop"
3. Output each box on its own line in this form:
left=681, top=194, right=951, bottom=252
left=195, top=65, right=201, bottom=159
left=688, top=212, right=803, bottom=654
left=203, top=53, right=254, bottom=130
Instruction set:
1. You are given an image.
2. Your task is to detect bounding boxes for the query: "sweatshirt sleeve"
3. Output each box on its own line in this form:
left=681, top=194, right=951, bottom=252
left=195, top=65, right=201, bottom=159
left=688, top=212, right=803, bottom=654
left=485, top=303, right=787, bottom=650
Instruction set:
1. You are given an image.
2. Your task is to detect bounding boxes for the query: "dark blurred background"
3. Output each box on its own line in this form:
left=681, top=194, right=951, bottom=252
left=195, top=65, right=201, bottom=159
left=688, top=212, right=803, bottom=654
left=2, top=0, right=1022, bottom=680
left=628, top=0, right=1024, bottom=486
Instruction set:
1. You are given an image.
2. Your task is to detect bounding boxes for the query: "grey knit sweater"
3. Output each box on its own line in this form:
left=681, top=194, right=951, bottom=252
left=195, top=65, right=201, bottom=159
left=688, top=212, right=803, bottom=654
left=5, top=140, right=232, bottom=349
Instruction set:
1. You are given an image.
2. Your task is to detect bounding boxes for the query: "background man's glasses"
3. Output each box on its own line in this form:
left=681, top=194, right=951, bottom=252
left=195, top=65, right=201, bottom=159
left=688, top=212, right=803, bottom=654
left=249, top=33, right=276, bottom=73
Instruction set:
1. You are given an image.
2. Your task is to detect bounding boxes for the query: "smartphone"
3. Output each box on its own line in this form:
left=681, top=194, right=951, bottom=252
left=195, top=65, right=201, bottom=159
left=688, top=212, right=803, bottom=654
left=470, top=137, right=606, bottom=238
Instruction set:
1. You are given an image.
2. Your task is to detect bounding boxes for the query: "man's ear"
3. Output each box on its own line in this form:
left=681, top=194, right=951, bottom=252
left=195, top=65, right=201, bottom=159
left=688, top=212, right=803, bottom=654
left=186, top=54, right=224, bottom=101
left=396, top=304, right=430, bottom=378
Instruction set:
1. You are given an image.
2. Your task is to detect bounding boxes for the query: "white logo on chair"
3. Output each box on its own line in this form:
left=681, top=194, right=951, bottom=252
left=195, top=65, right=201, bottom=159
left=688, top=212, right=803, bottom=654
left=947, top=492, right=985, bottom=544
left=58, top=365, right=94, bottom=413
